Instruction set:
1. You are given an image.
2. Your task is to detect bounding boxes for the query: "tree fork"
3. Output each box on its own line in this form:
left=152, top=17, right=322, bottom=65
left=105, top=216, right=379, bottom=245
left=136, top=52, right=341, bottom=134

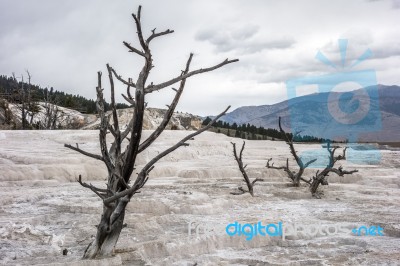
left=64, top=5, right=238, bottom=259
left=231, top=141, right=263, bottom=196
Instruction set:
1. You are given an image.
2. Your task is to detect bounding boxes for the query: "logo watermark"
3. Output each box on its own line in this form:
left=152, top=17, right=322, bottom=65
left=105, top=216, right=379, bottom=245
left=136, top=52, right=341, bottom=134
left=352, top=225, right=384, bottom=236
left=188, top=220, right=384, bottom=241
left=285, top=39, right=382, bottom=167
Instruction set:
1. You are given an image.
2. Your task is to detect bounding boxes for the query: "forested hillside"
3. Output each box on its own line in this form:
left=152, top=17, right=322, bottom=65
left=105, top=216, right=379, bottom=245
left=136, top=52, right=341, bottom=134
left=0, top=75, right=129, bottom=114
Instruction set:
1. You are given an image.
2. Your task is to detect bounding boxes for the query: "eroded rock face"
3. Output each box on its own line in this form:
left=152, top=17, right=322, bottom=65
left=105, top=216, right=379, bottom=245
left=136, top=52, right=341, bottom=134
left=0, top=101, right=203, bottom=131
left=83, top=107, right=203, bottom=131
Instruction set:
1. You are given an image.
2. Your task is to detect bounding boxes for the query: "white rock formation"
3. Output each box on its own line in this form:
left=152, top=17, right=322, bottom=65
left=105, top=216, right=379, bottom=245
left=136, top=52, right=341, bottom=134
left=0, top=130, right=399, bottom=265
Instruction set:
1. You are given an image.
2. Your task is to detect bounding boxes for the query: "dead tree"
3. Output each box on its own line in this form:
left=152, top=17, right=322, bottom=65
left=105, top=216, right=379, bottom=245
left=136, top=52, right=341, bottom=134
left=266, top=117, right=358, bottom=197
left=266, top=117, right=316, bottom=186
left=11, top=73, right=27, bottom=129
left=11, top=71, right=39, bottom=129
left=231, top=141, right=263, bottom=196
left=310, top=142, right=358, bottom=197
left=0, top=98, right=14, bottom=126
left=64, top=6, right=238, bottom=259
left=41, top=87, right=63, bottom=129
left=42, top=102, right=62, bottom=129
left=25, top=71, right=38, bottom=126
left=42, top=88, right=83, bottom=129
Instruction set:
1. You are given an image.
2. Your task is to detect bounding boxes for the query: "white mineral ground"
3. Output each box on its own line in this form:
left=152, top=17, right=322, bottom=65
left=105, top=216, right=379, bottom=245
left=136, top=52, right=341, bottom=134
left=0, top=130, right=399, bottom=265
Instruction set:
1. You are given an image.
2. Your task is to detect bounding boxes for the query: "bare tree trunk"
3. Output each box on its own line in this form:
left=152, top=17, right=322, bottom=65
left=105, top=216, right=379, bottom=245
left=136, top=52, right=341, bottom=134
left=42, top=88, right=63, bottom=129
left=64, top=5, right=238, bottom=259
left=266, top=117, right=315, bottom=186
left=12, top=71, right=37, bottom=129
left=21, top=77, right=26, bottom=129
left=83, top=201, right=126, bottom=258
left=310, top=176, right=326, bottom=195
left=310, top=143, right=358, bottom=197
left=231, top=141, right=263, bottom=196
left=27, top=71, right=33, bottom=127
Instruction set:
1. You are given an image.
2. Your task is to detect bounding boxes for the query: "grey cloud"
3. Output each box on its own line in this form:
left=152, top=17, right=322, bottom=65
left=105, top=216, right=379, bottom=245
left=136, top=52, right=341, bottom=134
left=320, top=35, right=400, bottom=63
left=392, top=0, right=400, bottom=8
left=370, top=43, right=400, bottom=59
left=231, top=25, right=260, bottom=40
left=196, top=25, right=259, bottom=42
left=195, top=25, right=260, bottom=53
left=196, top=26, right=295, bottom=54
left=231, top=38, right=295, bottom=54
left=365, top=0, right=400, bottom=8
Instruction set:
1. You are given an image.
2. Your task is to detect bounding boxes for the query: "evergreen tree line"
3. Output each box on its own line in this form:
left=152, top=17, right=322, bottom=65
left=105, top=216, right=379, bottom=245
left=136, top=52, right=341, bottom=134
left=0, top=75, right=130, bottom=114
left=202, top=117, right=329, bottom=142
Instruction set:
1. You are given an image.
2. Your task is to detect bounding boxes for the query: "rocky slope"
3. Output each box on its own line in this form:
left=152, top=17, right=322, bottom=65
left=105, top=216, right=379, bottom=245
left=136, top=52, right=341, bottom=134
left=82, top=107, right=203, bottom=131
left=0, top=101, right=202, bottom=131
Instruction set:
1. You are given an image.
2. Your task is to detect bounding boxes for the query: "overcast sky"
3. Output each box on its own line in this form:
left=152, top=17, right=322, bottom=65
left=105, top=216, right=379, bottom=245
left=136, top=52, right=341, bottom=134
left=0, top=0, right=399, bottom=115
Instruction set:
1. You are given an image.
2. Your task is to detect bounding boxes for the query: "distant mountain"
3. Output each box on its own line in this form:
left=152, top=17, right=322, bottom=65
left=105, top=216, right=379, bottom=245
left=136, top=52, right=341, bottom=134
left=214, top=85, right=400, bottom=142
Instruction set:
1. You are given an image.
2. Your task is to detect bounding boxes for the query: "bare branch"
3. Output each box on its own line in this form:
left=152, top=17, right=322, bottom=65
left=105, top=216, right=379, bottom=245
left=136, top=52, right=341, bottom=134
left=138, top=53, right=193, bottom=152
left=327, top=167, right=358, bottom=176
left=109, top=66, right=136, bottom=87
left=251, top=178, right=264, bottom=186
left=300, top=177, right=312, bottom=184
left=96, top=72, right=113, bottom=170
left=64, top=144, right=104, bottom=162
left=107, top=123, right=117, bottom=137
left=303, top=158, right=317, bottom=168
left=231, top=141, right=262, bottom=196
left=120, top=6, right=155, bottom=181
left=145, top=58, right=239, bottom=93
left=106, top=64, right=121, bottom=158
left=131, top=6, right=147, bottom=51
left=122, top=94, right=135, bottom=106
left=230, top=190, right=246, bottom=195
left=122, top=41, right=145, bottom=57
left=25, top=70, right=32, bottom=81
left=137, top=5, right=142, bottom=21
left=239, top=140, right=245, bottom=161
left=278, top=117, right=303, bottom=168
left=266, top=158, right=286, bottom=170
left=146, top=28, right=174, bottom=44
left=121, top=119, right=134, bottom=141
left=230, top=186, right=249, bottom=195
left=77, top=175, right=108, bottom=199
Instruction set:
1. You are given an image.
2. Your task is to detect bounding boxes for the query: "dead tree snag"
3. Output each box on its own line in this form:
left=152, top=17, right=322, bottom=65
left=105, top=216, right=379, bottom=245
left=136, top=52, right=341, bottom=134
left=310, top=142, right=358, bottom=198
left=266, top=117, right=316, bottom=186
left=64, top=6, right=238, bottom=259
left=231, top=141, right=263, bottom=196
left=266, top=117, right=358, bottom=197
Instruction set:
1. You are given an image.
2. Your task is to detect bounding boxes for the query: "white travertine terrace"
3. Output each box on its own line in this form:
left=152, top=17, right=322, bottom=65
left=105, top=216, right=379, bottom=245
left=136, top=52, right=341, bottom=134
left=0, top=130, right=399, bottom=265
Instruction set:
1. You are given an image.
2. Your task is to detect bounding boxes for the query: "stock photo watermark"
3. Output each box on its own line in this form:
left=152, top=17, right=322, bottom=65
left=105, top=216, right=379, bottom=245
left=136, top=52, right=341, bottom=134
left=187, top=220, right=384, bottom=241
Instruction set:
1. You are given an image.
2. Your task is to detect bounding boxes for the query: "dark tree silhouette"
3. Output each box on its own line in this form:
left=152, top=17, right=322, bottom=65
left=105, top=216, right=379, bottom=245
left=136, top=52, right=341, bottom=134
left=310, top=142, right=358, bottom=198
left=64, top=6, right=238, bottom=259
left=266, top=117, right=316, bottom=186
left=231, top=141, right=263, bottom=196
